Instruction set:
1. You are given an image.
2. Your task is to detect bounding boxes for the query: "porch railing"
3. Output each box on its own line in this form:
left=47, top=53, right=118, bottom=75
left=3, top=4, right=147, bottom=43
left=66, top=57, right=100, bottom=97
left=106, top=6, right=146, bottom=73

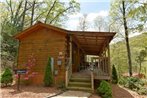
left=93, top=57, right=109, bottom=76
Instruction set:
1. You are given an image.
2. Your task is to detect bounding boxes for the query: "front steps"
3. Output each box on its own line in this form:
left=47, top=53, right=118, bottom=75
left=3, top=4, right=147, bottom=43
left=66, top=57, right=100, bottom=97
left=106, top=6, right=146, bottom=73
left=67, top=75, right=92, bottom=92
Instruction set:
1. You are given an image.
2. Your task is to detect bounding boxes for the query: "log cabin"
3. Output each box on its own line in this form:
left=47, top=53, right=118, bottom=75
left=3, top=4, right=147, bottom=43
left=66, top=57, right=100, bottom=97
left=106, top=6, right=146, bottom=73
left=14, top=21, right=115, bottom=91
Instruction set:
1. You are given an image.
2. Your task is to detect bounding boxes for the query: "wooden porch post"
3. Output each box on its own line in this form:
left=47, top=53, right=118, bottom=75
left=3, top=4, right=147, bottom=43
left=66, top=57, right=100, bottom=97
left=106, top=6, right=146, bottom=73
left=77, top=46, right=80, bottom=71
left=65, top=68, right=68, bottom=87
left=91, top=70, right=94, bottom=92
left=65, top=35, right=72, bottom=87
left=108, top=45, right=111, bottom=78
left=70, top=36, right=72, bottom=69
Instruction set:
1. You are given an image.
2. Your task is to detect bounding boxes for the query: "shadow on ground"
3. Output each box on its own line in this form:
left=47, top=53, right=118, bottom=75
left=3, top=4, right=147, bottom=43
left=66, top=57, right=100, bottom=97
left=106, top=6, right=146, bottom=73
left=112, top=84, right=134, bottom=98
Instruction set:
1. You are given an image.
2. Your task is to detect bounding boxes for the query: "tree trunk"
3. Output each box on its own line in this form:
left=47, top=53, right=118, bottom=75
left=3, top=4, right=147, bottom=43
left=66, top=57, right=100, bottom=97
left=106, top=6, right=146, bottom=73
left=49, top=6, right=72, bottom=24
left=44, top=0, right=57, bottom=24
left=21, top=0, right=28, bottom=31
left=122, top=1, right=132, bottom=76
left=139, top=62, right=141, bottom=74
left=30, top=0, right=36, bottom=26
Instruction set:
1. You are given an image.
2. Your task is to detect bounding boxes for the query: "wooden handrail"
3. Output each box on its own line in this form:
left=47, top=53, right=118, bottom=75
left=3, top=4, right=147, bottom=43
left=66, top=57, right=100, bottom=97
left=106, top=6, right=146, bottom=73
left=65, top=58, right=72, bottom=87
left=90, top=64, right=94, bottom=92
left=91, top=70, right=94, bottom=91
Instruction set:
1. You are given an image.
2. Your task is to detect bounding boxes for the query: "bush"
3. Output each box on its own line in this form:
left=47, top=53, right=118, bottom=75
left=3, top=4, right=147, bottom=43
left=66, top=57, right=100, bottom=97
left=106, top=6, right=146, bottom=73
left=119, top=76, right=146, bottom=95
left=137, top=87, right=147, bottom=95
left=96, top=80, right=112, bottom=98
left=43, top=57, right=53, bottom=87
left=112, top=65, right=118, bottom=84
left=1, top=68, right=13, bottom=87
left=118, top=77, right=128, bottom=85
left=125, top=77, right=144, bottom=91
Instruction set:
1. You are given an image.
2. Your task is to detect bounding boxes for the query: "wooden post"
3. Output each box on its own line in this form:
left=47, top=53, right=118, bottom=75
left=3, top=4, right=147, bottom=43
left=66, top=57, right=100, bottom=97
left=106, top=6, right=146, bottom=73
left=65, top=69, right=68, bottom=87
left=102, top=58, right=104, bottom=73
left=91, top=71, right=94, bottom=92
left=108, top=45, right=111, bottom=77
left=70, top=36, right=72, bottom=72
left=17, top=74, right=20, bottom=91
left=77, top=46, right=80, bottom=71
left=65, top=35, right=72, bottom=87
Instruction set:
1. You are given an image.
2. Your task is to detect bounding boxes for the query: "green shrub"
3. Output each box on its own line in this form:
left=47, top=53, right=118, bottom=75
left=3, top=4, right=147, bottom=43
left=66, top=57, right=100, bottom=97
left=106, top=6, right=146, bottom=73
left=137, top=87, right=147, bottom=95
left=43, top=57, right=53, bottom=87
left=96, top=80, right=112, bottom=98
left=119, top=77, right=146, bottom=95
left=118, top=77, right=128, bottom=85
left=1, top=68, right=13, bottom=87
left=125, top=77, right=144, bottom=91
left=119, top=77, right=144, bottom=91
left=112, top=65, right=118, bottom=84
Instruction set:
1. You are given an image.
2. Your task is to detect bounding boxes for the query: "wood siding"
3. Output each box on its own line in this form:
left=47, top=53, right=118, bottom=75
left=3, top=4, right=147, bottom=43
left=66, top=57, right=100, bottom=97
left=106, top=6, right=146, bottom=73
left=18, top=28, right=67, bottom=85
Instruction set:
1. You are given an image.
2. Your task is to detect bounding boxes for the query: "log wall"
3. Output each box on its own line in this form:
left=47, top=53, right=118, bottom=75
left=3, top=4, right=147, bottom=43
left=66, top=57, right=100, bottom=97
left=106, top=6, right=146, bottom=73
left=18, top=28, right=67, bottom=85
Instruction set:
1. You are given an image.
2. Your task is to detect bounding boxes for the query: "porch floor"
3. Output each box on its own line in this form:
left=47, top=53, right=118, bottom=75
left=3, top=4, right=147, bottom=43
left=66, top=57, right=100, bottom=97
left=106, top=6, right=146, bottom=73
left=72, top=67, right=110, bottom=80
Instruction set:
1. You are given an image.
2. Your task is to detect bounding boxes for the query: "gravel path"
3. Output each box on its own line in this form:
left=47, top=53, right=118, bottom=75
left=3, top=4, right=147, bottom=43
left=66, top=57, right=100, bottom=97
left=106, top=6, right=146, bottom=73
left=51, top=90, right=91, bottom=98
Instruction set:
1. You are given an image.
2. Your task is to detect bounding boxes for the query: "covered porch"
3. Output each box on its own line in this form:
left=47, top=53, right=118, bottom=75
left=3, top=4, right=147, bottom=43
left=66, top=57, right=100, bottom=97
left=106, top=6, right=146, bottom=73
left=72, top=57, right=110, bottom=80
left=65, top=31, right=115, bottom=90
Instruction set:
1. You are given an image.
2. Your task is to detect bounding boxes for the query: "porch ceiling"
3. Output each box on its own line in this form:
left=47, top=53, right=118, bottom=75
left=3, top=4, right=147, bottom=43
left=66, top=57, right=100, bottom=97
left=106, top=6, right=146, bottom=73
left=69, top=31, right=116, bottom=55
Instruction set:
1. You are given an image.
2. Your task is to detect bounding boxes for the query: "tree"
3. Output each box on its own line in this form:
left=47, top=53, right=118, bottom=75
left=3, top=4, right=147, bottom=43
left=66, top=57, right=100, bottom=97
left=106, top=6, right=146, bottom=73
left=122, top=0, right=133, bottom=76
left=128, top=1, right=147, bottom=32
left=44, top=57, right=53, bottom=86
left=1, top=0, right=80, bottom=69
left=136, top=48, right=147, bottom=74
left=112, top=65, right=118, bottom=84
left=77, top=14, right=89, bottom=31
left=1, top=68, right=13, bottom=87
left=93, top=16, right=109, bottom=31
left=109, top=0, right=140, bottom=76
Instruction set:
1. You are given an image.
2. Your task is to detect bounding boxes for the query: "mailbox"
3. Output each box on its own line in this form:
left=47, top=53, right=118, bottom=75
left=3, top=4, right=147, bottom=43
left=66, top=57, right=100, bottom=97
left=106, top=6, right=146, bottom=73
left=14, top=69, right=27, bottom=74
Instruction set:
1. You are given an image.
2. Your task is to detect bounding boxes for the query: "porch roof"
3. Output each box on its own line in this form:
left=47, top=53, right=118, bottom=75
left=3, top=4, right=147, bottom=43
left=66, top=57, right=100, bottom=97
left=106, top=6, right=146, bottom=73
left=68, top=31, right=116, bottom=55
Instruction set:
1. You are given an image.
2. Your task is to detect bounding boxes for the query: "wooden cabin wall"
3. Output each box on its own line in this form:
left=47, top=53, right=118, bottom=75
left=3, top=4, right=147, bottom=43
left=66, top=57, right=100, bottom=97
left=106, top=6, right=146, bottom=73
left=71, top=41, right=80, bottom=72
left=18, top=28, right=67, bottom=85
left=72, top=42, right=77, bottom=72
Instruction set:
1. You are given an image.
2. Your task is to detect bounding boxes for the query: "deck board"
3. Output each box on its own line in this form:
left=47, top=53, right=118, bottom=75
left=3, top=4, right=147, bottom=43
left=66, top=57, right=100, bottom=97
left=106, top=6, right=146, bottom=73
left=94, top=75, right=110, bottom=80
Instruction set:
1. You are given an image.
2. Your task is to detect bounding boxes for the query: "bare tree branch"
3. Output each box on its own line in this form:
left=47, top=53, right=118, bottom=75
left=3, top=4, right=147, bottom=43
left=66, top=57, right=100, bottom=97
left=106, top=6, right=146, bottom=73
left=20, top=0, right=28, bottom=31
left=30, top=0, right=36, bottom=26
left=50, top=6, right=72, bottom=24
left=44, top=0, right=57, bottom=23
left=14, top=0, right=23, bottom=25
left=6, top=0, right=14, bottom=22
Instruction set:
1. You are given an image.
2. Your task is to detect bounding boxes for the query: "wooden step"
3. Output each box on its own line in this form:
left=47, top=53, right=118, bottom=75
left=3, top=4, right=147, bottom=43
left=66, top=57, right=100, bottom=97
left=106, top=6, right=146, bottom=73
left=68, top=81, right=91, bottom=87
left=70, top=77, right=91, bottom=82
left=72, top=75, right=90, bottom=79
left=67, top=75, right=92, bottom=92
left=67, top=86, right=92, bottom=92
